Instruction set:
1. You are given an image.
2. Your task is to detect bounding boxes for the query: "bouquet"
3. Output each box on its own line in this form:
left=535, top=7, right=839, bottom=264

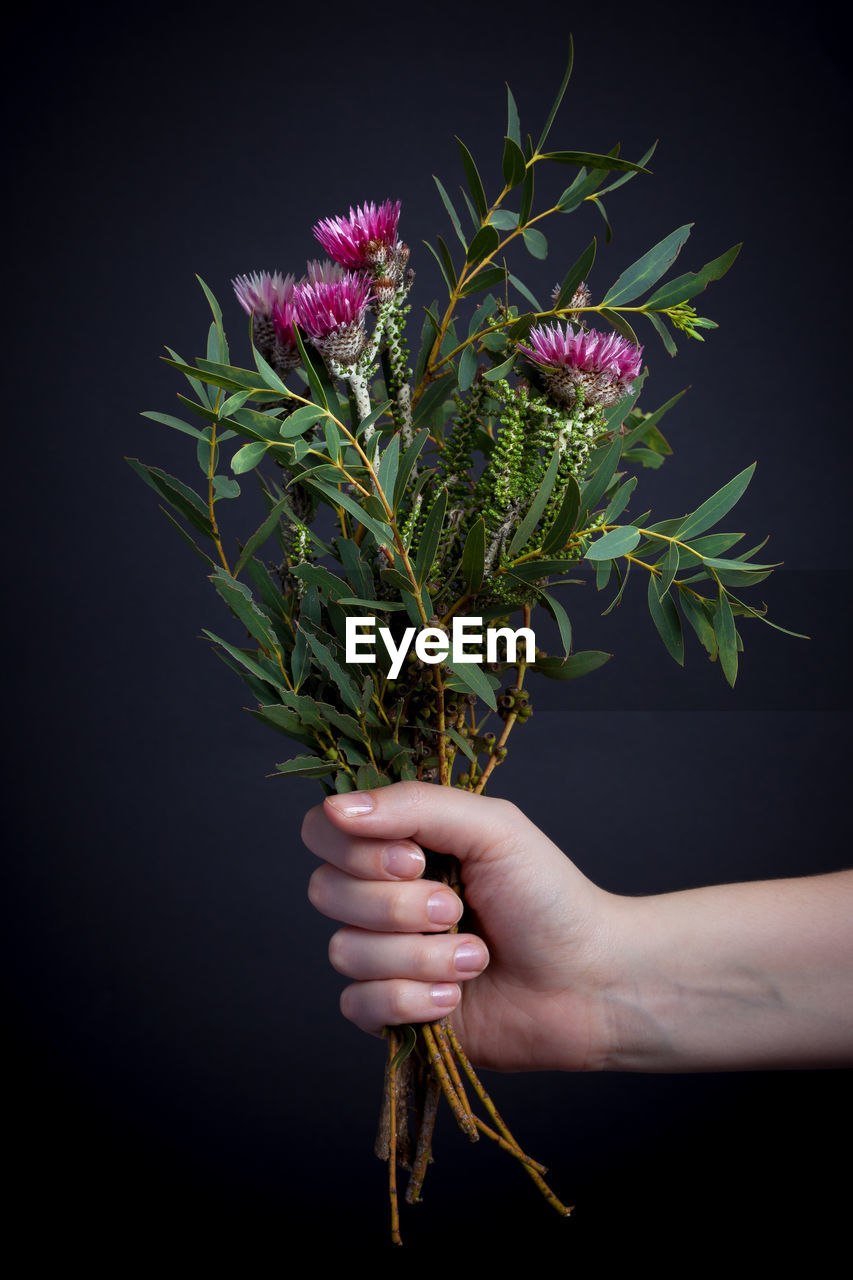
left=131, top=43, right=799, bottom=1243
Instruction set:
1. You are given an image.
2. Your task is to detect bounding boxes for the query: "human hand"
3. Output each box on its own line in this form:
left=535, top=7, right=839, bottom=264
left=302, top=781, right=617, bottom=1072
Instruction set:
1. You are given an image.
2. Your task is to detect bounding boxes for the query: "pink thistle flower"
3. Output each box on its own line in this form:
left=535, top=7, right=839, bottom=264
left=232, top=270, right=294, bottom=319
left=305, top=259, right=348, bottom=285
left=233, top=271, right=301, bottom=377
left=313, top=200, right=402, bottom=271
left=294, top=271, right=374, bottom=366
left=518, top=321, right=644, bottom=408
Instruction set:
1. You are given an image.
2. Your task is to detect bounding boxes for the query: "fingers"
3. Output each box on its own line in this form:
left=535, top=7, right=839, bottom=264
left=329, top=926, right=489, bottom=983
left=312, top=780, right=529, bottom=867
left=339, top=978, right=463, bottom=1035
left=301, top=805, right=426, bottom=882
left=308, top=861, right=463, bottom=932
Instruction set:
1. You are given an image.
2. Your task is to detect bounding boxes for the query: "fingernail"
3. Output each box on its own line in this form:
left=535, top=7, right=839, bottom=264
left=430, top=984, right=460, bottom=1008
left=326, top=791, right=375, bottom=816
left=384, top=843, right=425, bottom=878
left=427, top=891, right=462, bottom=925
left=454, top=942, right=487, bottom=973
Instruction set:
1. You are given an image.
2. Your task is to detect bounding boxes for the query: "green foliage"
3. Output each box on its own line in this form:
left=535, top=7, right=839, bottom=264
left=134, top=54, right=795, bottom=796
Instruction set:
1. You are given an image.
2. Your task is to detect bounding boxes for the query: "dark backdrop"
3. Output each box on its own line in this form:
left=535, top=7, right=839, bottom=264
left=4, top=0, right=851, bottom=1265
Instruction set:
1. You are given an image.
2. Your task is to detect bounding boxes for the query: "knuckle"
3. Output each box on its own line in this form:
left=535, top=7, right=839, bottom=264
left=387, top=984, right=411, bottom=1025
left=383, top=884, right=413, bottom=930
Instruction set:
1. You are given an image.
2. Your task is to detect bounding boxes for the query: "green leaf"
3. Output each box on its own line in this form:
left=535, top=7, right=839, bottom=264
left=423, top=238, right=454, bottom=293
left=601, top=558, right=631, bottom=615
left=646, top=244, right=742, bottom=310
left=506, top=83, right=521, bottom=145
left=540, top=589, right=572, bottom=657
left=658, top=541, right=680, bottom=598
left=299, top=618, right=363, bottom=712
left=533, top=651, right=611, bottom=680
left=457, top=138, right=488, bottom=218
left=275, top=755, right=336, bottom=778
left=714, top=588, right=738, bottom=686
left=291, top=564, right=348, bottom=598
left=436, top=235, right=458, bottom=290
left=234, top=498, right=290, bottom=576
left=140, top=410, right=206, bottom=441
left=281, top=404, right=328, bottom=436
left=504, top=558, right=578, bottom=582
left=394, top=429, right=429, bottom=508
left=460, top=267, right=508, bottom=297
left=677, top=464, right=756, bottom=541
left=337, top=596, right=407, bottom=612
left=602, top=477, right=637, bottom=524
left=292, top=327, right=328, bottom=409
left=507, top=273, right=542, bottom=311
left=522, top=228, right=548, bottom=259
left=579, top=433, right=622, bottom=520
left=444, top=658, right=497, bottom=711
left=603, top=225, right=692, bottom=306
left=204, top=629, right=286, bottom=694
left=446, top=726, right=476, bottom=765
left=433, top=175, right=467, bottom=250
left=502, top=136, right=527, bottom=188
left=554, top=240, right=596, bottom=310
left=594, top=140, right=659, bottom=196
left=212, top=474, right=240, bottom=500
left=541, top=475, right=581, bottom=554
left=157, top=504, right=216, bottom=566
left=647, top=575, right=684, bottom=665
left=376, top=434, right=400, bottom=506
left=457, top=344, right=478, bottom=391
left=412, top=374, right=454, bottom=428
left=483, top=353, right=516, bottom=382
left=459, top=186, right=480, bottom=230
left=416, top=489, right=448, bottom=585
left=541, top=150, right=652, bottom=174
left=466, top=224, right=500, bottom=267
left=251, top=343, right=288, bottom=395
left=302, top=476, right=392, bottom=545
left=623, top=390, right=686, bottom=447
left=460, top=518, right=486, bottom=594
left=468, top=295, right=498, bottom=337
left=535, top=38, right=574, bottom=152
left=126, top=458, right=213, bottom=538
left=595, top=559, right=612, bottom=591
left=508, top=448, right=561, bottom=556
left=645, top=310, right=678, bottom=356
left=599, top=307, right=639, bottom=347
left=584, top=525, right=641, bottom=561
left=519, top=160, right=535, bottom=225
left=678, top=589, right=718, bottom=659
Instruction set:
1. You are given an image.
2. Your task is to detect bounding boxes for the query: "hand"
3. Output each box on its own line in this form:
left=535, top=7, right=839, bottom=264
left=302, top=781, right=617, bottom=1072
left=303, top=781, right=853, bottom=1073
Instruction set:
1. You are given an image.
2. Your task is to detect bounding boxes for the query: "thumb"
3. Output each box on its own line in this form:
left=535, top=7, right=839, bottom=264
left=321, top=779, right=531, bottom=867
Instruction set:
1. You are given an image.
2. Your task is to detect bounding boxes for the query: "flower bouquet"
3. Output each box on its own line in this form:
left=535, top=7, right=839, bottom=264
left=131, top=44, right=798, bottom=1243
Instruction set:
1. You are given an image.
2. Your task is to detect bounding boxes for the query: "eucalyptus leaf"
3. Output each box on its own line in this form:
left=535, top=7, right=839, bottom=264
left=603, top=225, right=692, bottom=306
left=584, top=525, right=641, bottom=561
left=647, top=575, right=684, bottom=665
left=533, top=652, right=611, bottom=680
left=508, top=448, right=561, bottom=556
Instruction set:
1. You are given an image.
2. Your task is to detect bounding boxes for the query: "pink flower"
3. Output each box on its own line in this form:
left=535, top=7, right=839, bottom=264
left=313, top=200, right=402, bottom=271
left=305, top=259, right=348, bottom=286
left=232, top=270, right=295, bottom=319
left=232, top=271, right=300, bottom=377
left=518, top=322, right=643, bottom=408
left=294, top=272, right=374, bottom=365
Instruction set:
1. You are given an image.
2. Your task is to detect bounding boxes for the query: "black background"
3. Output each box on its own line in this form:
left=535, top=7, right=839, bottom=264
left=4, top=0, right=851, bottom=1265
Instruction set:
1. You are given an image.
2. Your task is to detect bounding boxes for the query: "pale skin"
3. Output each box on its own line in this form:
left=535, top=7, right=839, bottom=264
left=302, top=782, right=853, bottom=1073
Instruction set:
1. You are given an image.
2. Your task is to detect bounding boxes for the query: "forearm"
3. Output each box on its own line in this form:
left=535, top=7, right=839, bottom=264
left=591, top=871, right=853, bottom=1072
